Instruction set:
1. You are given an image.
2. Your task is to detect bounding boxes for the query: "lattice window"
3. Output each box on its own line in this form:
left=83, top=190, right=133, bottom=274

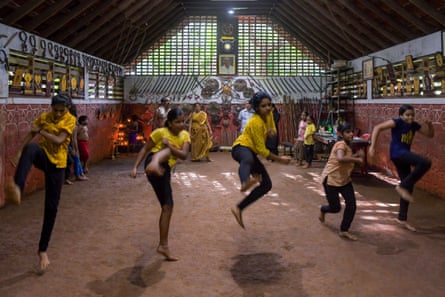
left=125, top=16, right=328, bottom=76
left=125, top=16, right=218, bottom=76
left=238, top=16, right=327, bottom=76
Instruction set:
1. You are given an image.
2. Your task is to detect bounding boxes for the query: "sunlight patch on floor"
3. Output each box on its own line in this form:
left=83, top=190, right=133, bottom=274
left=359, top=209, right=398, bottom=214
left=361, top=222, right=399, bottom=232
left=368, top=171, right=399, bottom=186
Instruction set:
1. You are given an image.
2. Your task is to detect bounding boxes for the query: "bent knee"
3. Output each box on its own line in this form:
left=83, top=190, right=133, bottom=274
left=331, top=206, right=341, bottom=213
left=161, top=204, right=173, bottom=212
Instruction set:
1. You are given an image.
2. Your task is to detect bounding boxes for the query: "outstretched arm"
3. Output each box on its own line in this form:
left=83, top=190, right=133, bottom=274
left=368, top=119, right=395, bottom=159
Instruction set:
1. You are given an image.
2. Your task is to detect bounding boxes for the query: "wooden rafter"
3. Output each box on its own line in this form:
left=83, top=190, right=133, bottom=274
left=40, top=1, right=99, bottom=36
left=4, top=0, right=47, bottom=24
left=80, top=0, right=164, bottom=53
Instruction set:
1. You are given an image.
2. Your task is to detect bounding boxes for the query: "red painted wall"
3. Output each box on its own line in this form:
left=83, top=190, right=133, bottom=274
left=0, top=102, right=122, bottom=207
left=2, top=101, right=443, bottom=206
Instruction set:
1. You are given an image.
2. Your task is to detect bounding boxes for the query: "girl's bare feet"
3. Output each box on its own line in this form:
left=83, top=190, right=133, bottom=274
left=157, top=245, right=178, bottom=261
left=36, top=251, right=50, bottom=275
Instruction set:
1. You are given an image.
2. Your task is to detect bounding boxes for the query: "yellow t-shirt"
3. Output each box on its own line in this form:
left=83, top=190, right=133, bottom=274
left=320, top=141, right=355, bottom=186
left=304, top=123, right=316, bottom=145
left=34, top=111, right=76, bottom=168
left=232, top=112, right=276, bottom=158
left=150, top=127, right=191, bottom=168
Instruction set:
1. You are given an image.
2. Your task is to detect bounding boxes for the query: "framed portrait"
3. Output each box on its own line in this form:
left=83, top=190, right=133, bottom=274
left=219, top=54, right=236, bottom=75
left=362, top=58, right=374, bottom=80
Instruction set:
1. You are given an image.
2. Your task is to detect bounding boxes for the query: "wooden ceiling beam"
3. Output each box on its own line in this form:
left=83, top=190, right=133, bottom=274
left=285, top=0, right=365, bottom=57
left=78, top=0, right=157, bottom=52
left=40, top=1, right=99, bottom=36
left=68, top=0, right=137, bottom=48
left=312, top=0, right=386, bottom=52
left=271, top=13, right=333, bottom=62
left=4, top=0, right=47, bottom=24
left=88, top=0, right=172, bottom=59
left=273, top=8, right=346, bottom=61
left=356, top=0, right=415, bottom=39
left=53, top=0, right=120, bottom=42
left=383, top=0, right=433, bottom=34
left=278, top=5, right=359, bottom=59
left=0, top=1, right=12, bottom=11
left=408, top=0, right=445, bottom=27
left=23, top=0, right=71, bottom=32
left=121, top=9, right=184, bottom=65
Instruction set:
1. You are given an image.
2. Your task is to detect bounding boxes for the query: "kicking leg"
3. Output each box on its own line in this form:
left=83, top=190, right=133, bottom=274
left=146, top=148, right=171, bottom=176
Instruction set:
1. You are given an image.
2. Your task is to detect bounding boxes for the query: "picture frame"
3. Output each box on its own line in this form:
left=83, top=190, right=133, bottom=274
left=362, top=58, right=374, bottom=80
left=219, top=54, right=236, bottom=75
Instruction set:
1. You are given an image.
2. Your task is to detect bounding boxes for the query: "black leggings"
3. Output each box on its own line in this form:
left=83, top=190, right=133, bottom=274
left=392, top=151, right=431, bottom=221
left=14, top=143, right=64, bottom=252
left=231, top=145, right=272, bottom=210
left=144, top=153, right=173, bottom=206
left=321, top=178, right=356, bottom=232
left=304, top=144, right=314, bottom=165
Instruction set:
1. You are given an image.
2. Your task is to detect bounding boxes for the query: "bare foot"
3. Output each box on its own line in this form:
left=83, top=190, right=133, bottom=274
left=5, top=178, right=21, bottom=205
left=240, top=176, right=259, bottom=192
left=395, top=219, right=417, bottom=232
left=318, top=210, right=325, bottom=223
left=157, top=245, right=178, bottom=261
left=339, top=231, right=358, bottom=241
left=145, top=163, right=165, bottom=176
left=395, top=185, right=414, bottom=202
left=76, top=175, right=88, bottom=181
left=36, top=252, right=50, bottom=275
left=231, top=207, right=245, bottom=229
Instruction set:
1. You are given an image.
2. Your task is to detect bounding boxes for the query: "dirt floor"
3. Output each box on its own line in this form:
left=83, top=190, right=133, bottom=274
left=1, top=152, right=445, bottom=297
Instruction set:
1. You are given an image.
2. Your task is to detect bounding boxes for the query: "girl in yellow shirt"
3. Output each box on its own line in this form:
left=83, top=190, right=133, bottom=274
left=5, top=94, right=76, bottom=273
left=131, top=108, right=190, bottom=261
left=303, top=115, right=316, bottom=168
left=231, top=92, right=291, bottom=229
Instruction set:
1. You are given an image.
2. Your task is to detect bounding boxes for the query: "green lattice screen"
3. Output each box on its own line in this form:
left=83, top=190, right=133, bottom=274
left=125, top=16, right=327, bottom=76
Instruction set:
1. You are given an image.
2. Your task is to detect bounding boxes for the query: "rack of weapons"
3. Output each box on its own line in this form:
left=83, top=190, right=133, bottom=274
left=7, top=50, right=123, bottom=99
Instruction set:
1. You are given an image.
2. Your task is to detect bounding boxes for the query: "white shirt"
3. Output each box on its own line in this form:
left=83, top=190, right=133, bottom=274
left=238, top=108, right=254, bottom=133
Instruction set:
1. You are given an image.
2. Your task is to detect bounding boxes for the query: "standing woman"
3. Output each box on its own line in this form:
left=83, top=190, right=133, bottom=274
left=368, top=104, right=434, bottom=231
left=130, top=108, right=190, bottom=261
left=4, top=94, right=76, bottom=273
left=231, top=92, right=291, bottom=229
left=189, top=103, right=213, bottom=162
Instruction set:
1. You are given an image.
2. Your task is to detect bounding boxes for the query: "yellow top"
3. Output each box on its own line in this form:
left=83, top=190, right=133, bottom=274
left=190, top=111, right=208, bottom=128
left=232, top=111, right=276, bottom=158
left=304, top=123, right=316, bottom=145
left=34, top=111, right=76, bottom=168
left=150, top=127, right=191, bottom=168
left=320, top=141, right=355, bottom=186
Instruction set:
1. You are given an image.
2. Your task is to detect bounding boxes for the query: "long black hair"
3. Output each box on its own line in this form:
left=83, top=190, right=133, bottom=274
left=398, top=104, right=414, bottom=116
left=165, top=108, right=184, bottom=128
left=249, top=91, right=272, bottom=113
left=51, top=94, right=71, bottom=106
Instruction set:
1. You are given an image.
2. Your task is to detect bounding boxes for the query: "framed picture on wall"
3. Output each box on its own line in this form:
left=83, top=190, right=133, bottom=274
left=219, top=54, right=236, bottom=75
left=362, top=58, right=374, bottom=80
